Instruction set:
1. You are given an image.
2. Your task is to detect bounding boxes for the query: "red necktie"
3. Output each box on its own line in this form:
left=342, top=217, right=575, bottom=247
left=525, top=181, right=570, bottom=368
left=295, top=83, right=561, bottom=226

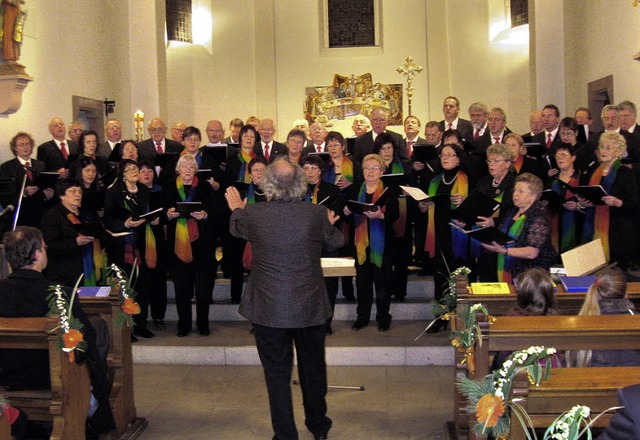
left=156, top=141, right=164, bottom=154
left=407, top=141, right=414, bottom=157
left=546, top=133, right=553, bottom=150
left=447, top=123, right=452, bottom=130
left=60, top=142, right=68, bottom=160
left=493, top=137, right=500, bottom=144
left=25, top=161, right=33, bottom=181
left=473, top=129, right=480, bottom=140
left=316, top=145, right=322, bottom=153
left=264, top=144, right=270, bottom=161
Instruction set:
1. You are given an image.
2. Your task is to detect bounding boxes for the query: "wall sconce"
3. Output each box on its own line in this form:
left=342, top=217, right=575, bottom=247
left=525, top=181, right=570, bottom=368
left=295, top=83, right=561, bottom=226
left=104, top=98, right=116, bottom=117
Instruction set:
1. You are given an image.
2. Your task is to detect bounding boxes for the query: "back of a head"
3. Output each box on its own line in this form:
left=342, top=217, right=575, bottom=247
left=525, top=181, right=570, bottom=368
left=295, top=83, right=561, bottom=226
left=515, top=268, right=557, bottom=316
left=262, top=159, right=307, bottom=202
left=595, top=268, right=627, bottom=300
left=3, top=226, right=43, bottom=271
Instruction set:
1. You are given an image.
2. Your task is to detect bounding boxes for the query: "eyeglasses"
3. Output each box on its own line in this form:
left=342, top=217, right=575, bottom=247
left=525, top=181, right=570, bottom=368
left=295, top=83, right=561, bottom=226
left=363, top=166, right=382, bottom=172
left=598, top=145, right=617, bottom=152
left=559, top=131, right=576, bottom=137
left=439, top=153, right=457, bottom=158
left=69, top=129, right=83, bottom=134
left=514, top=188, right=537, bottom=195
left=149, top=127, right=165, bottom=133
left=303, top=165, right=320, bottom=171
left=184, top=137, right=201, bottom=144
left=16, top=142, right=32, bottom=148
left=555, top=153, right=572, bottom=159
left=486, top=158, right=507, bottom=164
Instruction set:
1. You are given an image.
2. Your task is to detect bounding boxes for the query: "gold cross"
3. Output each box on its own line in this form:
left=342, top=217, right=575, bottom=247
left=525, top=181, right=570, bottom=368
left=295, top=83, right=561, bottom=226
left=396, top=56, right=424, bottom=116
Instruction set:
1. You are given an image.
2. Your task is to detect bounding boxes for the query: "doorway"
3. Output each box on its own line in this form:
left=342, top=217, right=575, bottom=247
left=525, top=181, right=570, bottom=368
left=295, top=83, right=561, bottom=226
left=72, top=96, right=105, bottom=142
left=587, top=75, right=614, bottom=133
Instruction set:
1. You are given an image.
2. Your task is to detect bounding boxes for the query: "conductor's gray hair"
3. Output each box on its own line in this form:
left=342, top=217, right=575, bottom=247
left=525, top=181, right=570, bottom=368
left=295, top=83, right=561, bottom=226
left=262, top=159, right=307, bottom=202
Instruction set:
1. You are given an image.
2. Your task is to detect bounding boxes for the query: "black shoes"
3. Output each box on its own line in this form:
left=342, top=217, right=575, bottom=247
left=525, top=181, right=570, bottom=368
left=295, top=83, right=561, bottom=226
left=177, top=330, right=189, bottom=337
left=152, top=319, right=165, bottom=329
left=378, top=323, right=390, bottom=332
left=352, top=319, right=369, bottom=330
left=199, top=329, right=210, bottom=336
left=325, top=326, right=333, bottom=335
left=133, top=327, right=155, bottom=338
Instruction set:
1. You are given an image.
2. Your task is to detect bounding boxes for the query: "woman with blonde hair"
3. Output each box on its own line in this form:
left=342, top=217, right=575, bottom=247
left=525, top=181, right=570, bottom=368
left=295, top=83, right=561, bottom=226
left=566, top=268, right=640, bottom=367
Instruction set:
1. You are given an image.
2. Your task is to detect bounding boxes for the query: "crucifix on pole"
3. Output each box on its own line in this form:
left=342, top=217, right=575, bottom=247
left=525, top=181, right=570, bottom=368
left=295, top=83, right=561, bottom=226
left=396, top=56, right=424, bottom=116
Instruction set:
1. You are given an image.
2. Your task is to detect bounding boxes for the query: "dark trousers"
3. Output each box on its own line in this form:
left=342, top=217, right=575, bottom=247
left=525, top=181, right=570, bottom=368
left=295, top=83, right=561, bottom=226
left=253, top=324, right=332, bottom=440
left=324, top=277, right=338, bottom=327
left=226, top=235, right=245, bottom=302
left=169, top=251, right=215, bottom=333
left=355, top=259, right=392, bottom=326
left=134, top=264, right=167, bottom=328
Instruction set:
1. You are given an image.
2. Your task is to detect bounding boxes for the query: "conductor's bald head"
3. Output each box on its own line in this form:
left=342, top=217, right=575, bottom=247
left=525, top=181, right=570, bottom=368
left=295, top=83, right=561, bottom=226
left=262, top=159, right=307, bottom=202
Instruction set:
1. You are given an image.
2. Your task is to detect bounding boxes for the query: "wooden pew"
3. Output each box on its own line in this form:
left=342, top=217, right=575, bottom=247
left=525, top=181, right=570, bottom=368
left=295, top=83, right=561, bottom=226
left=80, top=289, right=148, bottom=439
left=455, top=314, right=640, bottom=440
left=0, top=316, right=91, bottom=440
left=455, top=275, right=640, bottom=315
left=0, top=412, right=11, bottom=440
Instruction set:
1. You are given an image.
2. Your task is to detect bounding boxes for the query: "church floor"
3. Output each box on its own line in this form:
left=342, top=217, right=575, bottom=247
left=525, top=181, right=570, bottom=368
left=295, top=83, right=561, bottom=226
left=133, top=364, right=454, bottom=439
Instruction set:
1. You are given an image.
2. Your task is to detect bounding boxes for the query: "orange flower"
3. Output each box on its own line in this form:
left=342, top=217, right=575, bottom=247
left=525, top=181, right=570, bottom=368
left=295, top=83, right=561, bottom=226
left=63, top=329, right=83, bottom=350
left=476, top=394, right=505, bottom=428
left=122, top=298, right=141, bottom=315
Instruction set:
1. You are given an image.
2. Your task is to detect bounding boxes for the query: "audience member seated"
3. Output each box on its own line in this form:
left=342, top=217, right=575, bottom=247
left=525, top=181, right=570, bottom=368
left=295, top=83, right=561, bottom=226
left=566, top=268, right=640, bottom=368
left=0, top=227, right=115, bottom=436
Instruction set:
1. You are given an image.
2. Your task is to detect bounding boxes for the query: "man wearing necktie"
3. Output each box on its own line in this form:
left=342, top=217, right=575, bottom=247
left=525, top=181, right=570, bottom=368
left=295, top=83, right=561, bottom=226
left=468, top=102, right=488, bottom=142
left=438, top=96, right=473, bottom=141
left=136, top=117, right=184, bottom=164
left=96, top=119, right=123, bottom=162
left=36, top=118, right=78, bottom=179
left=254, top=118, right=287, bottom=163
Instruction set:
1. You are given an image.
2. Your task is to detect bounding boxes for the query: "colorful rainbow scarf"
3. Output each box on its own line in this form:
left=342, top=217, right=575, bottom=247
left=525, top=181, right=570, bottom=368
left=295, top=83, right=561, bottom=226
left=305, top=183, right=319, bottom=204
left=581, top=161, right=621, bottom=261
left=324, top=156, right=354, bottom=184
left=175, top=176, right=199, bottom=263
left=424, top=170, right=469, bottom=258
left=496, top=213, right=526, bottom=283
left=242, top=183, right=258, bottom=269
left=237, top=149, right=256, bottom=183
left=513, top=155, right=524, bottom=173
left=66, top=212, right=107, bottom=286
left=550, top=176, right=579, bottom=253
left=354, top=181, right=385, bottom=268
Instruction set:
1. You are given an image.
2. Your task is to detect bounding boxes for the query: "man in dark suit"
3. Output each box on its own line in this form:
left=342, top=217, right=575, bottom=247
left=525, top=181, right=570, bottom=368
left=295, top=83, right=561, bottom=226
left=303, top=121, right=329, bottom=155
left=226, top=160, right=344, bottom=440
left=591, top=105, right=640, bottom=163
left=36, top=117, right=78, bottom=178
left=438, top=96, right=473, bottom=141
left=597, top=383, right=640, bottom=439
left=530, top=104, right=562, bottom=156
left=619, top=100, right=638, bottom=135
left=353, top=108, right=407, bottom=164
left=473, top=107, right=513, bottom=156
left=223, top=118, right=244, bottom=144
left=96, top=118, right=123, bottom=162
left=468, top=102, right=489, bottom=142
left=574, top=106, right=597, bottom=143
left=403, top=115, right=424, bottom=158
left=137, top=117, right=184, bottom=164
left=254, top=118, right=287, bottom=162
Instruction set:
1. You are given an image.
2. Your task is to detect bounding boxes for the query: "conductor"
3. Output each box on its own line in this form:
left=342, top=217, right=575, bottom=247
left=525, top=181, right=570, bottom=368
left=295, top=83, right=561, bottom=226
left=225, top=159, right=344, bottom=440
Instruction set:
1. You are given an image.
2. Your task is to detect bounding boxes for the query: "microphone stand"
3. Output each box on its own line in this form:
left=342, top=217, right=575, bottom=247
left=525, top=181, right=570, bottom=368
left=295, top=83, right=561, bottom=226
left=12, top=172, right=28, bottom=231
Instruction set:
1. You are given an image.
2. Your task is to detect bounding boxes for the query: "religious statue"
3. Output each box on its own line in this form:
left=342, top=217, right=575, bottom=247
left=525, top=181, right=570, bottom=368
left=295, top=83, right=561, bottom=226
left=1, top=0, right=26, bottom=62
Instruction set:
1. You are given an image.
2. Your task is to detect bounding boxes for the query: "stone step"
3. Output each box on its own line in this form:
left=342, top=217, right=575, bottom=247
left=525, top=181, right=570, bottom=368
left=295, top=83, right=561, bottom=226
left=162, top=298, right=435, bottom=322
left=167, top=274, right=435, bottom=300
left=132, top=320, right=453, bottom=367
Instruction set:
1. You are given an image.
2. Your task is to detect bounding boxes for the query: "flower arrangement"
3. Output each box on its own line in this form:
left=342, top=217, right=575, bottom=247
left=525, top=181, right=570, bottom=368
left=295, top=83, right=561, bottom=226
left=105, top=263, right=140, bottom=328
left=457, top=345, right=559, bottom=439
left=543, top=404, right=622, bottom=440
left=432, top=265, right=471, bottom=317
left=47, top=275, right=86, bottom=363
left=449, top=303, right=495, bottom=376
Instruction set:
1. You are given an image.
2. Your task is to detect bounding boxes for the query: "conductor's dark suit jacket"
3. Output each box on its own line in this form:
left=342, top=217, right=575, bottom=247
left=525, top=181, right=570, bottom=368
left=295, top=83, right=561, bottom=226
left=230, top=200, right=345, bottom=328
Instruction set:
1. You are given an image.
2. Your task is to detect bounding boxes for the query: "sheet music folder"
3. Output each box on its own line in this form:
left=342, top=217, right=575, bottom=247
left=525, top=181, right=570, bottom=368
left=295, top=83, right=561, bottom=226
left=346, top=187, right=393, bottom=214
left=450, top=190, right=501, bottom=226
left=449, top=223, right=515, bottom=245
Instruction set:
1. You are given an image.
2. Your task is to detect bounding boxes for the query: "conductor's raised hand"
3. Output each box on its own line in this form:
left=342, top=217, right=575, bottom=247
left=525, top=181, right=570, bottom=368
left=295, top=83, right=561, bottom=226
left=225, top=186, right=247, bottom=211
left=327, top=209, right=340, bottom=225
